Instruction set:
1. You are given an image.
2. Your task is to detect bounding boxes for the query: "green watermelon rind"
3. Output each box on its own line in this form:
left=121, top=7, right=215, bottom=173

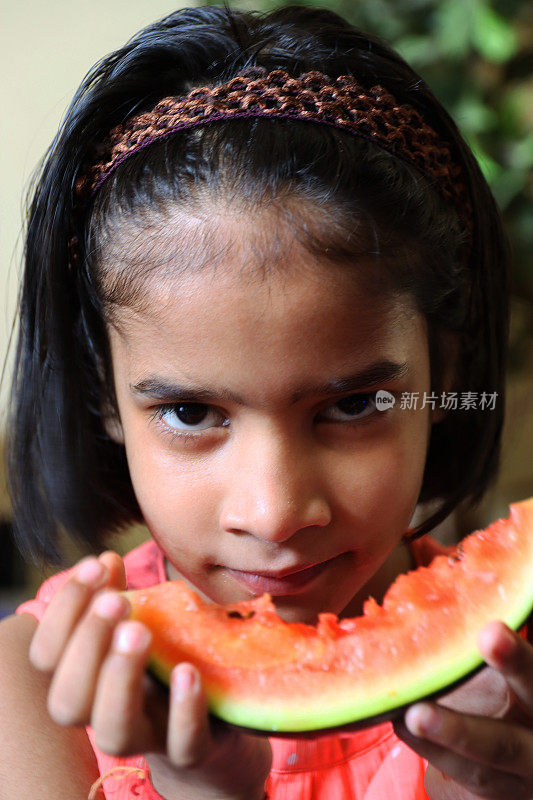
left=147, top=592, right=532, bottom=733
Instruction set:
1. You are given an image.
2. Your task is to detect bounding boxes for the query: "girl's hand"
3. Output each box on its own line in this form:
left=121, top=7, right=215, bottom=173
left=29, top=551, right=271, bottom=800
left=393, top=620, right=533, bottom=799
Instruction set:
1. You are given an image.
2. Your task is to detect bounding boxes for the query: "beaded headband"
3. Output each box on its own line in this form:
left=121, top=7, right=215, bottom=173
left=74, top=66, right=473, bottom=245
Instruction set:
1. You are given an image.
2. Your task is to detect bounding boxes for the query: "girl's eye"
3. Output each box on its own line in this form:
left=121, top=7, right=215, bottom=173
left=154, top=403, right=226, bottom=433
left=152, top=394, right=382, bottom=438
left=319, top=393, right=378, bottom=423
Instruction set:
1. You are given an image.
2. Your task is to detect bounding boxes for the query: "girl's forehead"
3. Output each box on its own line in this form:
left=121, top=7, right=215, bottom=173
left=109, top=266, right=427, bottom=415
left=104, top=210, right=429, bottom=407
left=104, top=201, right=415, bottom=328
left=109, top=236, right=425, bottom=397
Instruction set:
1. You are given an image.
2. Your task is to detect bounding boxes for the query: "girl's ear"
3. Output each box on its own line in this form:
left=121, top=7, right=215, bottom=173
left=98, top=361, right=125, bottom=444
left=431, top=331, right=460, bottom=425
left=103, top=410, right=125, bottom=444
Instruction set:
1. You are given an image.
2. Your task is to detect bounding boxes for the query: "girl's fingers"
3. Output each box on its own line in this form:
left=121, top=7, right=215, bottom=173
left=91, top=621, right=158, bottom=757
left=396, top=720, right=528, bottom=799
left=404, top=702, right=533, bottom=778
left=47, top=590, right=130, bottom=726
left=29, top=556, right=110, bottom=671
left=97, top=551, right=128, bottom=592
left=166, top=663, right=212, bottom=768
left=478, top=621, right=533, bottom=713
left=393, top=624, right=533, bottom=798
left=29, top=552, right=126, bottom=673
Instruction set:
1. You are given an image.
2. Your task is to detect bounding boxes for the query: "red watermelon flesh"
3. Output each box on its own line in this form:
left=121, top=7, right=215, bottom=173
left=125, top=497, right=533, bottom=733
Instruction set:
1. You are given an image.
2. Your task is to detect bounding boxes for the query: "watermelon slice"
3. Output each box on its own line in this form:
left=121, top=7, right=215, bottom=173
left=125, top=497, right=533, bottom=734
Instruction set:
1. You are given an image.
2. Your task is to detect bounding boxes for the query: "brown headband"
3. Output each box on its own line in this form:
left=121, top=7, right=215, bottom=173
left=74, top=66, right=473, bottom=244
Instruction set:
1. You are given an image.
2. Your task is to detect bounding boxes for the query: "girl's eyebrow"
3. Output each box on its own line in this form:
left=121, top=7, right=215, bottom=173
left=130, top=360, right=409, bottom=406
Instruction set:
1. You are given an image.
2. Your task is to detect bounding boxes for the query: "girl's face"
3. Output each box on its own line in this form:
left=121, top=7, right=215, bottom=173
left=107, top=209, right=437, bottom=623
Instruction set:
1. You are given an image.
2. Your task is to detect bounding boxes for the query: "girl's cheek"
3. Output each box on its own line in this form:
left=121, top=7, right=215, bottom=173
left=352, top=421, right=428, bottom=524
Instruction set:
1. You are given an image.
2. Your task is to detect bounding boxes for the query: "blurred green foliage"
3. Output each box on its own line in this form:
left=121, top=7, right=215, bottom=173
left=197, top=0, right=533, bottom=313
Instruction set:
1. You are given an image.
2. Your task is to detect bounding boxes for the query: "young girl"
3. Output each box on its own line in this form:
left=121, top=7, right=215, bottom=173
left=2, top=5, right=532, bottom=799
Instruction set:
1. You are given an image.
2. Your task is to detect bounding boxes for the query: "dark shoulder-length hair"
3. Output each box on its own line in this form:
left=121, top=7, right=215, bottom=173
left=7, top=4, right=509, bottom=565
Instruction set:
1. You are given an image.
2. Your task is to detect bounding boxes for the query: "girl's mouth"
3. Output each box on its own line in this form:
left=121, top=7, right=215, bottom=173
left=226, top=558, right=337, bottom=596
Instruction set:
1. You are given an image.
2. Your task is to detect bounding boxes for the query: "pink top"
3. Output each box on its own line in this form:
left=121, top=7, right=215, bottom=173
left=16, top=538, right=444, bottom=800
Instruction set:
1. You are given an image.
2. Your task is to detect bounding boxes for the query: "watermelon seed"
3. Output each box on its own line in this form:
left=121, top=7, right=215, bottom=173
left=227, top=610, right=256, bottom=620
left=448, top=543, right=464, bottom=565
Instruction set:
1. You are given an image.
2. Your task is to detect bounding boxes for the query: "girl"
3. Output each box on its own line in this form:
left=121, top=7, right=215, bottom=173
left=1, top=4, right=532, bottom=799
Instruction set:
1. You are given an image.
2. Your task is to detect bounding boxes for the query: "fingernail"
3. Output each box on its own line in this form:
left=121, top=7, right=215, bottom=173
left=173, top=664, right=197, bottom=701
left=113, top=622, right=151, bottom=654
left=93, top=591, right=128, bottom=620
left=76, top=558, right=105, bottom=586
left=405, top=704, right=441, bottom=737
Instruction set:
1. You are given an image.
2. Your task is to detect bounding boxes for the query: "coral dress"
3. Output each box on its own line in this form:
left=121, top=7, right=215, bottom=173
left=16, top=538, right=442, bottom=799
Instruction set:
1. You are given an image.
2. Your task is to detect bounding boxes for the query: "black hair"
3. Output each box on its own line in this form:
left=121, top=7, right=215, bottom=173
left=8, top=4, right=509, bottom=565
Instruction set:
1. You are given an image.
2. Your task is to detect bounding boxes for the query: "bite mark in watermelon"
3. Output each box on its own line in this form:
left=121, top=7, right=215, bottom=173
left=124, top=497, right=533, bottom=734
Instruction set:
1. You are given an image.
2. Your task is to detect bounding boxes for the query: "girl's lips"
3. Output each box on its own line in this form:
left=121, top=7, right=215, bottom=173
left=226, top=559, right=333, bottom=596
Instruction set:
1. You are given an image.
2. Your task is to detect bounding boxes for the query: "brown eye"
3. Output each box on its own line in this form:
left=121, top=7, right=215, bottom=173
left=174, top=403, right=210, bottom=426
left=158, top=403, right=224, bottom=432
left=320, top=394, right=377, bottom=422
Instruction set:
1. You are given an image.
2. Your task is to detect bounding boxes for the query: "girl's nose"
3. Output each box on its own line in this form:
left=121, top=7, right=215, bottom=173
left=218, top=432, right=332, bottom=542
